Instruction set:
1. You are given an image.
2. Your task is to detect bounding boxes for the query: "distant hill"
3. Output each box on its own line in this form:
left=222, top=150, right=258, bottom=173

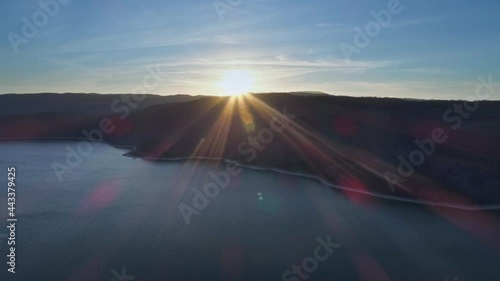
left=0, top=93, right=201, bottom=116
left=1, top=92, right=500, bottom=207
left=272, top=91, right=328, bottom=96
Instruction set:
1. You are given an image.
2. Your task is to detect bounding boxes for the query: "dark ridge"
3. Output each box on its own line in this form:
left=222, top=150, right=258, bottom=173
left=1, top=92, right=499, bottom=206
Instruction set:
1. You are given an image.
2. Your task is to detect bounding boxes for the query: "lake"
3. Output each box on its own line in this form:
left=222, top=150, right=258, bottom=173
left=0, top=142, right=499, bottom=281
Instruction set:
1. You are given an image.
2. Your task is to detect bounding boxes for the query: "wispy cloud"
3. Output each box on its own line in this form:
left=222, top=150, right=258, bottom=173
left=401, top=68, right=452, bottom=75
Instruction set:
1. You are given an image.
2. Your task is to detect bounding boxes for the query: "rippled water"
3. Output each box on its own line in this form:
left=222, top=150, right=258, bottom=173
left=0, top=142, right=499, bottom=281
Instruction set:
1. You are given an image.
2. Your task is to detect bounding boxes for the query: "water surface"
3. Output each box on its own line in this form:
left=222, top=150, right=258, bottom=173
left=0, top=142, right=499, bottom=281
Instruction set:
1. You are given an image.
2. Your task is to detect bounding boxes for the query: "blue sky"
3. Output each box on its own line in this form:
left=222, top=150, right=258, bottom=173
left=1, top=0, right=499, bottom=99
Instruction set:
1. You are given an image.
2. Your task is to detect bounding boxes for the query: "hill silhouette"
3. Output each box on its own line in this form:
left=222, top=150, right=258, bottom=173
left=1, top=92, right=499, bottom=207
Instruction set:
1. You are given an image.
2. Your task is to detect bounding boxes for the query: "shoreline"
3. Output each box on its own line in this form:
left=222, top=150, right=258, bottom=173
left=126, top=153, right=500, bottom=211
left=3, top=137, right=500, bottom=211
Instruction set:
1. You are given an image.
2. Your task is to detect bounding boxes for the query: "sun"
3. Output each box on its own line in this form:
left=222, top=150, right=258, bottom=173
left=219, top=70, right=254, bottom=96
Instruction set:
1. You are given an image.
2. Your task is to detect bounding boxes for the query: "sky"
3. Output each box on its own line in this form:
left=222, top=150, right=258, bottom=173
left=0, top=0, right=499, bottom=99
